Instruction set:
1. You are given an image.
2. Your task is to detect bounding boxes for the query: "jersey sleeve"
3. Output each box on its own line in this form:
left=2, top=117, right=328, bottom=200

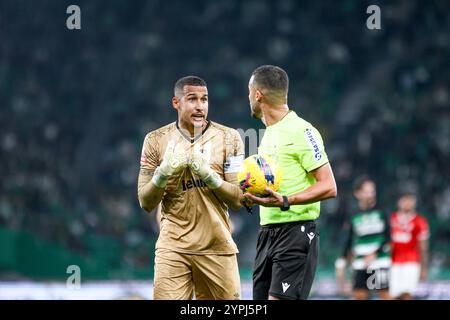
left=137, top=133, right=160, bottom=195
left=223, top=129, right=245, bottom=185
left=417, top=215, right=430, bottom=241
left=298, top=126, right=329, bottom=172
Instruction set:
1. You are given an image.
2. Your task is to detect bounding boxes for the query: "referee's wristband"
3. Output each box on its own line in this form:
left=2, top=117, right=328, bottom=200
left=281, top=195, right=290, bottom=211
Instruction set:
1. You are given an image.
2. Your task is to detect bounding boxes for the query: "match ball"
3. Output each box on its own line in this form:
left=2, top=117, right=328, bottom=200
left=237, top=154, right=282, bottom=197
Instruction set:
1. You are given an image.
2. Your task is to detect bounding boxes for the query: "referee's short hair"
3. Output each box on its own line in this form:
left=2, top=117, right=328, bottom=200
left=174, top=76, right=207, bottom=96
left=353, top=175, right=374, bottom=192
left=251, top=65, right=289, bottom=101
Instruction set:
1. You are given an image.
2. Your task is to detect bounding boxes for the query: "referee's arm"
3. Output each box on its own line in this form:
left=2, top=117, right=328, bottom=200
left=287, top=162, right=337, bottom=205
left=243, top=162, right=337, bottom=207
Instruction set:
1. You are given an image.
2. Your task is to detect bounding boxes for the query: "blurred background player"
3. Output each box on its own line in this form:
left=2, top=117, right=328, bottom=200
left=336, top=176, right=391, bottom=300
left=137, top=76, right=245, bottom=300
left=3, top=1, right=450, bottom=301
left=390, top=192, right=430, bottom=300
left=243, top=65, right=337, bottom=300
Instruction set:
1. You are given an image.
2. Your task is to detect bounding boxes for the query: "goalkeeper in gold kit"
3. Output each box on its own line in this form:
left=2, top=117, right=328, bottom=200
left=137, top=76, right=245, bottom=300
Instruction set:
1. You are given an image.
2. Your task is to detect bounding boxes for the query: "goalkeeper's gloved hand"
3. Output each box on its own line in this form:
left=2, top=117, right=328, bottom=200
left=189, top=144, right=223, bottom=189
left=151, top=141, right=187, bottom=188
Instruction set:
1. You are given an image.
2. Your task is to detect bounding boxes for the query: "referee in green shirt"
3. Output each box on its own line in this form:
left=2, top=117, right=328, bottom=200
left=244, top=65, right=337, bottom=300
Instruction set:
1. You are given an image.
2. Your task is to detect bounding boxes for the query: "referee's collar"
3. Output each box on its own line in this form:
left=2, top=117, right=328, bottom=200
left=267, top=109, right=294, bottom=128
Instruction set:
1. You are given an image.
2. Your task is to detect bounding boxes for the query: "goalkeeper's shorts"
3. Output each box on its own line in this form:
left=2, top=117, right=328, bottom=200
left=153, top=248, right=241, bottom=300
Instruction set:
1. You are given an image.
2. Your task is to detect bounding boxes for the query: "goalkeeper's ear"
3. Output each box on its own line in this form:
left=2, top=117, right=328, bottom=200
left=172, top=96, right=180, bottom=110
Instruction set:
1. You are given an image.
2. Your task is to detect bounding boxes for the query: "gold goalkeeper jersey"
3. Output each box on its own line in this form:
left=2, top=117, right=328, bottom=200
left=138, top=121, right=244, bottom=254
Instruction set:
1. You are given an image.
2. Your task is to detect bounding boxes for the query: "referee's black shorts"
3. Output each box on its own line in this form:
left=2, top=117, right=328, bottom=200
left=253, top=220, right=319, bottom=300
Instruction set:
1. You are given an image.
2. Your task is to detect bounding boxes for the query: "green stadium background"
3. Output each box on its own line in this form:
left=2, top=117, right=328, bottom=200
left=1, top=0, right=449, bottom=299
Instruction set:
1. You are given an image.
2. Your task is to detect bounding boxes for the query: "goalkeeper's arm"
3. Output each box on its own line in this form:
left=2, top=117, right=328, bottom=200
left=212, top=181, right=243, bottom=212
left=138, top=171, right=166, bottom=213
left=189, top=148, right=243, bottom=211
left=138, top=141, right=187, bottom=212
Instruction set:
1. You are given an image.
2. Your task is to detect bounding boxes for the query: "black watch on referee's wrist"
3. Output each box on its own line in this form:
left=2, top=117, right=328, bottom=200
left=281, top=195, right=290, bottom=211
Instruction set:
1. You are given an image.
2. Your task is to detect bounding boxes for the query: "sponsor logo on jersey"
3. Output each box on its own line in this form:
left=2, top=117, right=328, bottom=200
left=304, top=128, right=322, bottom=161
left=182, top=178, right=207, bottom=191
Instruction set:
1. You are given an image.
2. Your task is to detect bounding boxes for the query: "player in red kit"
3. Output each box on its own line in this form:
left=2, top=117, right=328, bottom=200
left=390, top=192, right=430, bottom=299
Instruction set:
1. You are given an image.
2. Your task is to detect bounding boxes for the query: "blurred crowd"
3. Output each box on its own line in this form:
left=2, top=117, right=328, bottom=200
left=1, top=0, right=449, bottom=277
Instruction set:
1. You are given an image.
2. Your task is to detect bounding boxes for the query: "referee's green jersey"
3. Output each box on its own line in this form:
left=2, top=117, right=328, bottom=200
left=257, top=110, right=329, bottom=225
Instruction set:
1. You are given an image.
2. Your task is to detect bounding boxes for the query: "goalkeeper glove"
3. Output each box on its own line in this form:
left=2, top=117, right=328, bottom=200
left=151, top=141, right=187, bottom=188
left=189, top=143, right=223, bottom=189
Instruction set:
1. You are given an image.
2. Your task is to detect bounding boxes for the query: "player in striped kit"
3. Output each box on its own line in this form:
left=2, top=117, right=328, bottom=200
left=336, top=176, right=391, bottom=300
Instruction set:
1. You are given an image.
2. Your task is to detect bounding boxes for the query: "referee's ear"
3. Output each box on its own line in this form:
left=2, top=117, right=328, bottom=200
left=255, top=89, right=263, bottom=102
